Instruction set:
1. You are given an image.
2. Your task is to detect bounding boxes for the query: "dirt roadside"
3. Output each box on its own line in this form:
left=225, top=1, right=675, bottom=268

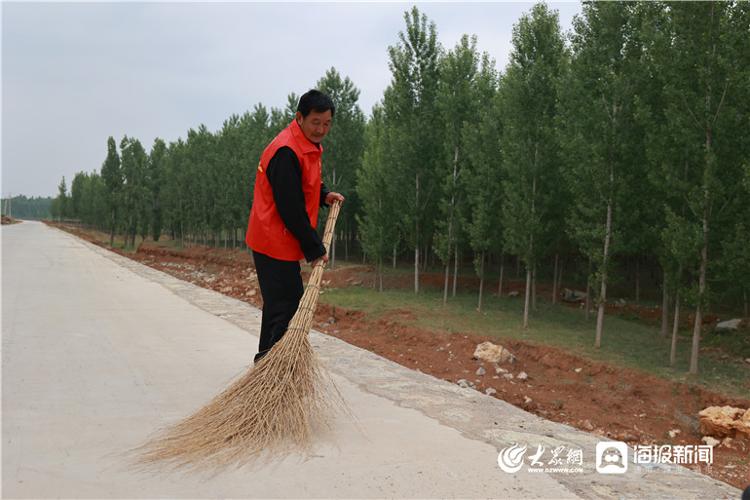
left=48, top=223, right=750, bottom=489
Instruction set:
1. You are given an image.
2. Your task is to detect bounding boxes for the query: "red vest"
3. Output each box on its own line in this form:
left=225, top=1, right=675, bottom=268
left=245, top=119, right=323, bottom=261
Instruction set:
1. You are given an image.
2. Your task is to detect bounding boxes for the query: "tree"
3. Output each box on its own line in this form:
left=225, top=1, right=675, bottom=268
left=356, top=105, right=400, bottom=290
left=270, top=93, right=299, bottom=134
left=463, top=54, right=501, bottom=312
left=383, top=6, right=442, bottom=293
left=316, top=68, right=366, bottom=264
left=147, top=138, right=167, bottom=241
left=100, top=136, right=122, bottom=246
left=434, top=35, right=484, bottom=305
left=500, top=3, right=567, bottom=328
left=52, top=176, right=69, bottom=221
left=70, top=172, right=86, bottom=219
left=644, top=1, right=748, bottom=373
left=119, top=135, right=149, bottom=248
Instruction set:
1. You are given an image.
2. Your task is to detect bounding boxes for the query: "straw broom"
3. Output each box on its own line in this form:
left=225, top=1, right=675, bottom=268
left=127, top=200, right=347, bottom=473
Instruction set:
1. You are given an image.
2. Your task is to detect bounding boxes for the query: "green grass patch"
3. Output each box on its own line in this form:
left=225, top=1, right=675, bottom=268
left=320, top=286, right=750, bottom=399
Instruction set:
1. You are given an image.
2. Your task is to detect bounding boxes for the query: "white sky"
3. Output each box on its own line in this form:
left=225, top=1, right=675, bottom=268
left=1, top=1, right=582, bottom=198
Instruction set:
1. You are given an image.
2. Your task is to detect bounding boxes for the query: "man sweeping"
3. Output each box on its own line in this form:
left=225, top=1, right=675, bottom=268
left=245, top=89, right=345, bottom=364
left=131, top=97, right=346, bottom=468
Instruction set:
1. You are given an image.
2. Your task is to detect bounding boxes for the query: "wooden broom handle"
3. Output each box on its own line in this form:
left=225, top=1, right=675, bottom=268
left=320, top=199, right=342, bottom=256
left=308, top=200, right=342, bottom=289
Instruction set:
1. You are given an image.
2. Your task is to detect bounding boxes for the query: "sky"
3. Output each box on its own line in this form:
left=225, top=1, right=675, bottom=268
left=1, top=1, right=582, bottom=198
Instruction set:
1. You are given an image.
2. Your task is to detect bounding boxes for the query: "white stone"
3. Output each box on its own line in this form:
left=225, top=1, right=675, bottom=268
left=473, top=341, right=515, bottom=364
left=701, top=436, right=720, bottom=447
left=716, top=318, right=742, bottom=331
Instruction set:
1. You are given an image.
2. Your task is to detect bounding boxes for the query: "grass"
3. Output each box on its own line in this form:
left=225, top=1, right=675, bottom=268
left=320, top=285, right=750, bottom=400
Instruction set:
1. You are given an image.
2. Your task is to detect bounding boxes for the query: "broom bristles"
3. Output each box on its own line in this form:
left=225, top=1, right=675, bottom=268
left=125, top=201, right=349, bottom=474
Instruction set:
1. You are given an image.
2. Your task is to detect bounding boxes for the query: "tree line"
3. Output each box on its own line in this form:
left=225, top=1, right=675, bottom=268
left=53, top=2, right=749, bottom=374
left=2, top=195, right=52, bottom=219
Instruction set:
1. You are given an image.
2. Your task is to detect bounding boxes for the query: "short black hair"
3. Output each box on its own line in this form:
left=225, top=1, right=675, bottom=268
left=297, top=89, right=335, bottom=118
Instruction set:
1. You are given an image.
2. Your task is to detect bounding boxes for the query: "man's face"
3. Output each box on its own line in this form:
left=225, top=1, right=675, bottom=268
left=296, top=109, right=332, bottom=144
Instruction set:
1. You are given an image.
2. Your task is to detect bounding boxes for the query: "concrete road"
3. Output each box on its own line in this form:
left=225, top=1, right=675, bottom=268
left=1, top=221, right=740, bottom=499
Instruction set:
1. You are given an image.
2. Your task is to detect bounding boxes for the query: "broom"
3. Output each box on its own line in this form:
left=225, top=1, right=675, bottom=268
left=127, top=199, right=347, bottom=473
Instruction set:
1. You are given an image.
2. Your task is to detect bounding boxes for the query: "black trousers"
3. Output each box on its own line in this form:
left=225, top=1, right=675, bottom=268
left=252, top=250, right=304, bottom=363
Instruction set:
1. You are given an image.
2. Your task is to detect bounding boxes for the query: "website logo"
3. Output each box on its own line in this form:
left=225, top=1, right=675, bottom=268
left=497, top=443, right=528, bottom=473
left=596, top=441, right=628, bottom=474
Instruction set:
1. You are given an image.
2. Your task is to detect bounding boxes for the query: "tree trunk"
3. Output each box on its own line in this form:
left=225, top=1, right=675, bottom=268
left=378, top=256, right=383, bottom=293
left=595, top=197, right=613, bottom=349
left=516, top=255, right=521, bottom=278
left=331, top=231, right=336, bottom=269
left=660, top=268, right=669, bottom=338
left=690, top=207, right=709, bottom=375
left=109, top=209, right=116, bottom=246
left=443, top=145, right=459, bottom=304
left=414, top=171, right=420, bottom=294
left=532, top=263, right=537, bottom=311
left=477, top=251, right=485, bottom=312
left=414, top=173, right=419, bottom=293
left=345, top=227, right=349, bottom=261
left=635, top=258, right=640, bottom=304
left=585, top=257, right=592, bottom=321
left=443, top=262, right=450, bottom=306
left=498, top=255, right=504, bottom=297
left=523, top=265, right=532, bottom=329
left=452, top=245, right=458, bottom=297
left=557, top=258, right=563, bottom=301
left=414, top=246, right=419, bottom=294
left=393, top=244, right=397, bottom=269
left=670, top=290, right=681, bottom=367
left=744, top=288, right=748, bottom=318
left=552, top=253, right=559, bottom=304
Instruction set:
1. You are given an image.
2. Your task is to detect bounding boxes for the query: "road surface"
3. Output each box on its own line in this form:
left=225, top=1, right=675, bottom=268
left=1, top=221, right=740, bottom=498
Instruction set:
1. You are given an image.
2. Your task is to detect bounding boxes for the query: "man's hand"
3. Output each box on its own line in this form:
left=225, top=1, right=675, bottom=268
left=312, top=253, right=329, bottom=267
left=325, top=192, right=345, bottom=205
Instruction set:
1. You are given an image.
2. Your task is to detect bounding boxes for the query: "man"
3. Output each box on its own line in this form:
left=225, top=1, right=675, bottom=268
left=245, top=89, right=345, bottom=363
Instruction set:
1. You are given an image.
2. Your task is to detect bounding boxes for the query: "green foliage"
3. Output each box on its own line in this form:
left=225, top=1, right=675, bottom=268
left=383, top=6, right=442, bottom=277
left=433, top=35, right=484, bottom=268
left=355, top=105, right=400, bottom=282
left=0, top=195, right=52, bottom=219
left=316, top=67, right=366, bottom=245
left=62, top=2, right=748, bottom=374
left=463, top=55, right=502, bottom=272
left=500, top=3, right=567, bottom=270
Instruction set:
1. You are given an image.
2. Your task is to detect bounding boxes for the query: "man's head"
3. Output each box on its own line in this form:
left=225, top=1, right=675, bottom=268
left=295, top=89, right=335, bottom=144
